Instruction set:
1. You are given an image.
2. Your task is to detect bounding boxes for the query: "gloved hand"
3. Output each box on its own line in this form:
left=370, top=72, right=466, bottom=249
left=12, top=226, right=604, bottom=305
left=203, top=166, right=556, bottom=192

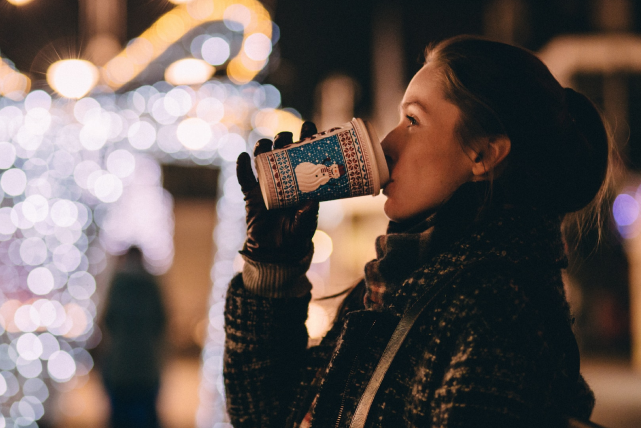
left=237, top=121, right=320, bottom=263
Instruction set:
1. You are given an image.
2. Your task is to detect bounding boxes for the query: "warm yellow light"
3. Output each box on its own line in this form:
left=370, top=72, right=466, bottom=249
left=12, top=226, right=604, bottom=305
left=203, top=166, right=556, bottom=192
left=47, top=60, right=99, bottom=99
left=227, top=57, right=254, bottom=84
left=312, top=230, right=333, bottom=264
left=253, top=108, right=303, bottom=140
left=104, top=57, right=135, bottom=85
left=177, top=117, right=212, bottom=150
left=165, top=58, right=214, bottom=86
left=7, top=0, right=35, bottom=5
left=103, top=0, right=273, bottom=89
left=0, top=73, right=30, bottom=101
left=0, top=59, right=31, bottom=100
left=168, top=0, right=195, bottom=3
left=155, top=12, right=187, bottom=42
left=306, top=302, right=330, bottom=339
left=126, top=37, right=154, bottom=65
left=243, top=33, right=272, bottom=61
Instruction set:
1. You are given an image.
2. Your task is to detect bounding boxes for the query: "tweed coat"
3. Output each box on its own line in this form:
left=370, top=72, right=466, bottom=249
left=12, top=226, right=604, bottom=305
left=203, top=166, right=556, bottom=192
left=224, top=187, right=595, bottom=428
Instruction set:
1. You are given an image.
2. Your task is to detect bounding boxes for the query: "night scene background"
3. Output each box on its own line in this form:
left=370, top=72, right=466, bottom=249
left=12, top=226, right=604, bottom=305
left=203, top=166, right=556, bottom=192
left=0, top=0, right=640, bottom=427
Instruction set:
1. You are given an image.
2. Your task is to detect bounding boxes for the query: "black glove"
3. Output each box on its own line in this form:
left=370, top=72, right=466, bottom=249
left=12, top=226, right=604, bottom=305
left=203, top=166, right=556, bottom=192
left=237, top=121, right=320, bottom=263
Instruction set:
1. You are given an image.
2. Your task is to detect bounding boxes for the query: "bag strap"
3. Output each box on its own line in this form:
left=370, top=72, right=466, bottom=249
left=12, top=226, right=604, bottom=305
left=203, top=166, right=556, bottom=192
left=349, top=270, right=462, bottom=428
left=348, top=268, right=609, bottom=428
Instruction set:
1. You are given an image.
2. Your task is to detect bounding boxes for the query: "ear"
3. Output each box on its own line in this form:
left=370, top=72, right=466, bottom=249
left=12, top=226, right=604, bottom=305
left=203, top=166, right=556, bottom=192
left=469, top=136, right=511, bottom=180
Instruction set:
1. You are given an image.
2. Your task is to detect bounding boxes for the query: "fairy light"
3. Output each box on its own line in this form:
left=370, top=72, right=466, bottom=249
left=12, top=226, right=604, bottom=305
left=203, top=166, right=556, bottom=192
left=0, top=1, right=304, bottom=426
left=165, top=59, right=215, bottom=86
left=103, top=0, right=273, bottom=89
left=0, top=59, right=30, bottom=101
left=46, top=60, right=99, bottom=99
left=614, top=187, right=641, bottom=239
left=311, top=230, right=334, bottom=264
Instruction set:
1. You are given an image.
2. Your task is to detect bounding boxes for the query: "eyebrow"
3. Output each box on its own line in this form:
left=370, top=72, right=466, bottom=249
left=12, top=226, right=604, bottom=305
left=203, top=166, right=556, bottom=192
left=399, top=100, right=428, bottom=114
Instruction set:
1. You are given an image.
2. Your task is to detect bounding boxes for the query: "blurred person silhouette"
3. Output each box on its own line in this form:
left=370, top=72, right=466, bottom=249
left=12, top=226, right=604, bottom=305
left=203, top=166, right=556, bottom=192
left=100, top=246, right=167, bottom=428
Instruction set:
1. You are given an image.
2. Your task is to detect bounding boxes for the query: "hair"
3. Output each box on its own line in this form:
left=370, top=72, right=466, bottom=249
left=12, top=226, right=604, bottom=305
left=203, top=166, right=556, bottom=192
left=424, top=35, right=619, bottom=241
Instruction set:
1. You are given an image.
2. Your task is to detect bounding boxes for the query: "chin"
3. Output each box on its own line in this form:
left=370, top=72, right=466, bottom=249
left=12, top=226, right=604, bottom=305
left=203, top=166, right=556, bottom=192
left=384, top=199, right=434, bottom=224
left=383, top=199, right=409, bottom=223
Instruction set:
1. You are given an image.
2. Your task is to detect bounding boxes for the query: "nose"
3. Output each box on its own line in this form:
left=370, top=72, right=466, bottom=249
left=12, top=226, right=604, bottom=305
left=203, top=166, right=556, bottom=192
left=380, top=128, right=397, bottom=171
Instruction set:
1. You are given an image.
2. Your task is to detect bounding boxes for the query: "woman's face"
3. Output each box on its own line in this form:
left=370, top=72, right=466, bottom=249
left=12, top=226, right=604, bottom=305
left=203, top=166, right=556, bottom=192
left=381, top=64, right=476, bottom=222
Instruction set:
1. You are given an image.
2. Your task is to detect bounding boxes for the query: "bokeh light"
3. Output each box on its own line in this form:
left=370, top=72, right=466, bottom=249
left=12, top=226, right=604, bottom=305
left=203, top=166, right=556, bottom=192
left=613, top=193, right=639, bottom=227
left=128, top=120, right=157, bottom=150
left=0, top=142, right=17, bottom=168
left=165, top=87, right=193, bottom=117
left=24, top=90, right=52, bottom=111
left=16, top=333, right=43, bottom=361
left=50, top=200, right=79, bottom=228
left=107, top=150, right=136, bottom=178
left=177, top=117, right=212, bottom=149
left=0, top=1, right=287, bottom=425
left=312, top=230, right=333, bottom=264
left=47, top=350, right=76, bottom=382
left=165, top=59, right=215, bottom=86
left=202, top=37, right=231, bottom=65
left=27, top=267, right=54, bottom=295
left=93, top=173, right=123, bottom=203
left=103, top=0, right=272, bottom=90
left=243, top=33, right=272, bottom=61
left=217, top=133, right=246, bottom=161
left=305, top=303, right=330, bottom=340
left=46, top=60, right=99, bottom=99
left=253, top=108, right=303, bottom=140
left=223, top=4, right=252, bottom=32
left=1, top=169, right=27, bottom=196
left=0, top=59, right=30, bottom=101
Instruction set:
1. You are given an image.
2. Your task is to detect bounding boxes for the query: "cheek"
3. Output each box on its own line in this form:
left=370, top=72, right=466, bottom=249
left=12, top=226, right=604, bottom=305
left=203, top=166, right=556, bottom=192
left=383, top=149, right=471, bottom=221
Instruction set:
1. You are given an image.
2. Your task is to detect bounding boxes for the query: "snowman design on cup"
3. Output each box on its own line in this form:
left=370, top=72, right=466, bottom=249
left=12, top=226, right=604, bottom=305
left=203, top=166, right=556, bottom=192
left=294, top=157, right=346, bottom=193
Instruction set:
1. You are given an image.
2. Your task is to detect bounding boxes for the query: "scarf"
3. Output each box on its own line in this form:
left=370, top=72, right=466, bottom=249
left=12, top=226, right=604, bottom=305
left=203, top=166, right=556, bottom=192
left=363, top=182, right=491, bottom=311
left=363, top=217, right=436, bottom=310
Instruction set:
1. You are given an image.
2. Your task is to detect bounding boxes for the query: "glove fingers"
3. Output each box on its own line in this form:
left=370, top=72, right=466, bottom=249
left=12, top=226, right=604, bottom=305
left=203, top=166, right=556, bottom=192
left=254, top=138, right=273, bottom=156
left=293, top=200, right=319, bottom=239
left=236, top=152, right=257, bottom=194
left=274, top=131, right=294, bottom=149
left=300, top=121, right=318, bottom=140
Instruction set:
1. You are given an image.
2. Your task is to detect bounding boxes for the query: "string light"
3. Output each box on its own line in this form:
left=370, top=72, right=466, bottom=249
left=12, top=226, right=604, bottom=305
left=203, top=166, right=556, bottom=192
left=0, top=1, right=304, bottom=426
left=0, top=59, right=30, bottom=101
left=6, top=0, right=35, bottom=5
left=46, top=60, right=99, bottom=99
left=165, top=58, right=215, bottom=86
left=103, top=0, right=273, bottom=89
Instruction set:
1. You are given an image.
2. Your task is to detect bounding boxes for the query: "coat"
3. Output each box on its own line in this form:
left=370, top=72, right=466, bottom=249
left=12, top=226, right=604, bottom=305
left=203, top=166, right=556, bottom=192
left=224, top=186, right=595, bottom=428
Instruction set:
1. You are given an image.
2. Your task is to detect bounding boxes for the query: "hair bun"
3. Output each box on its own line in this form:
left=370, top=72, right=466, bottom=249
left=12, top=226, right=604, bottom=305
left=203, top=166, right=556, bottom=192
left=553, top=88, right=609, bottom=213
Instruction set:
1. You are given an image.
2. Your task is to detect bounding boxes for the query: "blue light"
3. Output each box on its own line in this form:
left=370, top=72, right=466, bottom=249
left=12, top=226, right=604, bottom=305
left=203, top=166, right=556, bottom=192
left=613, top=193, right=639, bottom=226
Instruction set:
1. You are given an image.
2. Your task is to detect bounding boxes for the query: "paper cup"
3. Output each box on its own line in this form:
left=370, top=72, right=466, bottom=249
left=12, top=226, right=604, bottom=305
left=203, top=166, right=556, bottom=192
left=255, top=118, right=389, bottom=209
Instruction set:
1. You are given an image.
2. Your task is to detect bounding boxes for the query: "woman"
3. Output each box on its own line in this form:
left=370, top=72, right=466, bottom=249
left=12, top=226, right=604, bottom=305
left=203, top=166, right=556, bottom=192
left=224, top=35, right=611, bottom=427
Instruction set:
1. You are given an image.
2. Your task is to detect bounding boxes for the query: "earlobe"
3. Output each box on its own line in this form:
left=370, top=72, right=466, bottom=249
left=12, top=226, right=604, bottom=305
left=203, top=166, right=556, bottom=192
left=470, top=136, right=511, bottom=179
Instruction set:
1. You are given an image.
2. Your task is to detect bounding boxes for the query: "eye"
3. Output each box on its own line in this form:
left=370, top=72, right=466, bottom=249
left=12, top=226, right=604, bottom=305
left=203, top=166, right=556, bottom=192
left=406, top=115, right=417, bottom=127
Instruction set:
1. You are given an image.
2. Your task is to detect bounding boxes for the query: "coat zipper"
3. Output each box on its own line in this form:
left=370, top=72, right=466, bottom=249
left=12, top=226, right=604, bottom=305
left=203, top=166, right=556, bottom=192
left=334, top=320, right=377, bottom=428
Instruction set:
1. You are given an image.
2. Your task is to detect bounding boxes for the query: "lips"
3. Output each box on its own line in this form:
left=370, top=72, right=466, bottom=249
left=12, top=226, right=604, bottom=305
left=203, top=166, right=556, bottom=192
left=382, top=179, right=393, bottom=196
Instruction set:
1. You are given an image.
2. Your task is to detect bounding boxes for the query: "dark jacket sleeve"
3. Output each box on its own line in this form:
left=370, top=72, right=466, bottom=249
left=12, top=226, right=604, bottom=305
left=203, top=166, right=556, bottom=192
left=224, top=273, right=311, bottom=427
left=223, top=274, right=366, bottom=428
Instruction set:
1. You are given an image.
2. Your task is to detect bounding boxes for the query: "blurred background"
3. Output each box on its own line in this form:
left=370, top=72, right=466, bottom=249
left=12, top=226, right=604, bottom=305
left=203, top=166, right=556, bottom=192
left=0, top=0, right=640, bottom=427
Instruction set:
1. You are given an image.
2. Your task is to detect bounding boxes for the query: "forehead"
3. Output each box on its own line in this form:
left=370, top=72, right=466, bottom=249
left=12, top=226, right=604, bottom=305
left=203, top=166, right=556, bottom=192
left=402, top=64, right=446, bottom=106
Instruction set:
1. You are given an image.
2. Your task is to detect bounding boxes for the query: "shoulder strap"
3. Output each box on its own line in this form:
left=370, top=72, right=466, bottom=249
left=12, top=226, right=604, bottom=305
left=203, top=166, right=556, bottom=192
left=349, top=270, right=463, bottom=428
